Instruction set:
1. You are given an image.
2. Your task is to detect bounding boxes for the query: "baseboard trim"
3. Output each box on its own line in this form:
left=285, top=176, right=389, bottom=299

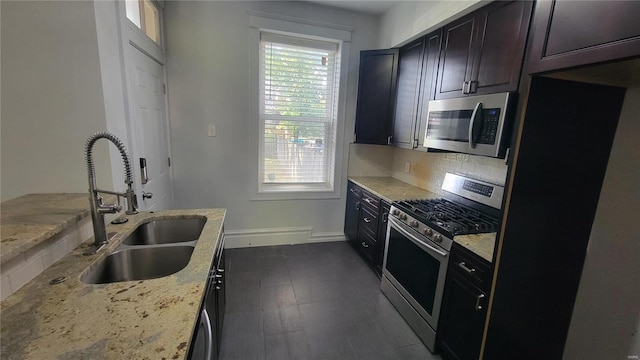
left=224, top=227, right=346, bottom=248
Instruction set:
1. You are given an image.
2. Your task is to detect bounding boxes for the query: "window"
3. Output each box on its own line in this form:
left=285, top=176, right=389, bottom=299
left=259, top=32, right=341, bottom=193
left=125, top=0, right=161, bottom=45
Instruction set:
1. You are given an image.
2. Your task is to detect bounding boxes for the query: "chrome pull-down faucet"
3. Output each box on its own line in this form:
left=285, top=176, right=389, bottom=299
left=84, top=132, right=139, bottom=254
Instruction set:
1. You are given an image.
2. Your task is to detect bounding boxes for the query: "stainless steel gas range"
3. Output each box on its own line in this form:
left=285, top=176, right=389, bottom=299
left=381, top=173, right=504, bottom=352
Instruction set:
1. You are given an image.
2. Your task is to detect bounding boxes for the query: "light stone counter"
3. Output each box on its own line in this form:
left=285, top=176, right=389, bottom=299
left=1, top=193, right=92, bottom=265
left=348, top=176, right=496, bottom=262
left=453, top=233, right=496, bottom=263
left=0, top=208, right=226, bottom=360
left=348, top=176, right=440, bottom=203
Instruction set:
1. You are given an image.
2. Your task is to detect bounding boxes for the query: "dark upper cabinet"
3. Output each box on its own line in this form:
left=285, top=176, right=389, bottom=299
left=437, top=15, right=477, bottom=99
left=354, top=49, right=399, bottom=145
left=527, top=1, right=640, bottom=74
left=392, top=38, right=425, bottom=149
left=416, top=30, right=443, bottom=150
left=436, top=1, right=532, bottom=99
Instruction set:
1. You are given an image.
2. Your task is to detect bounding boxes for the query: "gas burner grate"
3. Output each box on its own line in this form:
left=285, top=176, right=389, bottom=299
left=396, top=198, right=498, bottom=236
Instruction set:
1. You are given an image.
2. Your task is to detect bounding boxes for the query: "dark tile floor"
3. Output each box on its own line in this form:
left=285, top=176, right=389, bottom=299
left=220, top=241, right=442, bottom=360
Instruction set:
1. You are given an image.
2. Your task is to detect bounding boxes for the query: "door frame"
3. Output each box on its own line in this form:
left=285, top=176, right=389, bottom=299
left=115, top=0, right=174, bottom=209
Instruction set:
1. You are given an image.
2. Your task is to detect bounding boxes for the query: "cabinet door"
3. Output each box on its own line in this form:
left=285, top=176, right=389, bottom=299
left=471, top=1, right=532, bottom=95
left=438, top=271, right=487, bottom=360
left=375, top=201, right=390, bottom=275
left=436, top=14, right=481, bottom=99
left=344, top=183, right=361, bottom=244
left=416, top=30, right=442, bottom=150
left=527, top=1, right=640, bottom=74
left=215, top=246, right=226, bottom=348
left=393, top=38, right=425, bottom=149
left=354, top=49, right=399, bottom=145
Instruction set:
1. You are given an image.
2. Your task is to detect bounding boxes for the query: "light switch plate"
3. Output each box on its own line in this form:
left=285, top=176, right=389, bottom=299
left=208, top=124, right=216, bottom=137
left=404, top=162, right=411, bottom=173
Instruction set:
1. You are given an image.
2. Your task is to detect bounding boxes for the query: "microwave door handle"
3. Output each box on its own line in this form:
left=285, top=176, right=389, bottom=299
left=468, top=102, right=483, bottom=149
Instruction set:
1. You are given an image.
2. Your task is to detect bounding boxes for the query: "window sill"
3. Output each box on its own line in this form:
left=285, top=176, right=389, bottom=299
left=251, top=186, right=340, bottom=201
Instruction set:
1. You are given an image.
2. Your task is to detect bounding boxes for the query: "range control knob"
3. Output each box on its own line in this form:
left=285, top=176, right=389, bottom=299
left=434, top=234, right=443, bottom=243
left=391, top=209, right=399, bottom=216
left=424, top=228, right=433, bottom=236
left=399, top=213, right=408, bottom=220
left=409, top=220, right=418, bottom=227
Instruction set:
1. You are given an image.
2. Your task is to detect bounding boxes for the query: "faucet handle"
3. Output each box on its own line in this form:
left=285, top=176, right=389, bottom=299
left=98, top=203, right=122, bottom=214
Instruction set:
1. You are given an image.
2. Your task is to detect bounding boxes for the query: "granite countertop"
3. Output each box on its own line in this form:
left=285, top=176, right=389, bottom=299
left=0, top=208, right=226, bottom=360
left=348, top=176, right=440, bottom=203
left=452, top=233, right=496, bottom=262
left=348, top=176, right=496, bottom=262
left=1, top=193, right=93, bottom=265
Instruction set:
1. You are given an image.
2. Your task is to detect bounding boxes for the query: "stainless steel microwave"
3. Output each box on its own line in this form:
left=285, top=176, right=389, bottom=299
left=424, top=92, right=517, bottom=158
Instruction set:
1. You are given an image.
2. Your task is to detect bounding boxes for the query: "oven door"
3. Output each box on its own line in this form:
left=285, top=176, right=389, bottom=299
left=383, top=216, right=449, bottom=330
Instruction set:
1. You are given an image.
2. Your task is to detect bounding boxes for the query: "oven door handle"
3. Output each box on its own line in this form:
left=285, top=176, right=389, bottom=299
left=389, top=217, right=448, bottom=258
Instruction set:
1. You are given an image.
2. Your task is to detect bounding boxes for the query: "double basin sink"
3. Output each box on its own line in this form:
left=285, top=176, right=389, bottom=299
left=82, top=218, right=206, bottom=284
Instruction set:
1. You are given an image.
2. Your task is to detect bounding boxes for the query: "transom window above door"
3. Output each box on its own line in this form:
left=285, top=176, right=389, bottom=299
left=125, top=0, right=161, bottom=45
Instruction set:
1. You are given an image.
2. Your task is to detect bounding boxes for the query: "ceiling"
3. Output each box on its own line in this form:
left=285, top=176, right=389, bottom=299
left=304, top=0, right=398, bottom=15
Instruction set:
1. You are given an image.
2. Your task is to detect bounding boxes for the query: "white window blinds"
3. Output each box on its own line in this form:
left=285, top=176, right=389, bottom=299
left=259, top=32, right=341, bottom=189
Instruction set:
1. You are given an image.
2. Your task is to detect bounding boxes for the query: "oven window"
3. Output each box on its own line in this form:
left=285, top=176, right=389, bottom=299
left=386, top=227, right=441, bottom=316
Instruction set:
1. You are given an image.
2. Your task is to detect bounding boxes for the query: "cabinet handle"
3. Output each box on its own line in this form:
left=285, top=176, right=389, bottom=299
left=469, top=80, right=478, bottom=93
left=364, top=198, right=373, bottom=204
left=350, top=188, right=357, bottom=194
left=387, top=136, right=393, bottom=145
left=382, top=213, right=388, bottom=223
left=462, top=81, right=469, bottom=94
left=215, top=286, right=222, bottom=290
left=361, top=241, right=369, bottom=248
left=458, top=261, right=476, bottom=274
left=356, top=202, right=361, bottom=210
left=363, top=217, right=372, bottom=223
left=475, top=293, right=485, bottom=310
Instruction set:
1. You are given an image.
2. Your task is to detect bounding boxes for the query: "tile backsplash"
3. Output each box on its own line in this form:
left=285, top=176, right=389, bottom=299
left=392, top=147, right=508, bottom=195
left=347, top=144, right=508, bottom=195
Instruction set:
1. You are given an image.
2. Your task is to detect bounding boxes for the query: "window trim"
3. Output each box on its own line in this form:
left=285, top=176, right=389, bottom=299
left=249, top=12, right=352, bottom=201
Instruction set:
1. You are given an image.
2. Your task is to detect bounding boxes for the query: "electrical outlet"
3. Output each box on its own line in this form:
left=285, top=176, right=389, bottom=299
left=404, top=162, right=411, bottom=173
left=208, top=124, right=216, bottom=137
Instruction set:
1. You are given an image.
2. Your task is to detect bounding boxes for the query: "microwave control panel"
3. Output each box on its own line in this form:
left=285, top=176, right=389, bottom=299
left=478, top=109, right=501, bottom=145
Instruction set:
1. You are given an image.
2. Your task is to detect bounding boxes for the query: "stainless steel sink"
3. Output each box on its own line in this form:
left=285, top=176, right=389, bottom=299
left=82, top=246, right=194, bottom=284
left=122, top=218, right=206, bottom=245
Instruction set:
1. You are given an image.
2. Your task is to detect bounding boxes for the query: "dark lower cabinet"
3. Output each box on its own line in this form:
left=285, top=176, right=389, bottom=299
left=527, top=0, right=640, bottom=74
left=345, top=183, right=361, bottom=245
left=189, top=234, right=226, bottom=360
left=438, top=244, right=490, bottom=360
left=344, top=181, right=389, bottom=276
left=354, top=49, right=399, bottom=145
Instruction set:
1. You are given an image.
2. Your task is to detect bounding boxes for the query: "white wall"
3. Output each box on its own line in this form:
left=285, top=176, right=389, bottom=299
left=377, top=0, right=483, bottom=48
left=93, top=0, right=133, bottom=191
left=164, top=1, right=379, bottom=244
left=563, top=88, right=640, bottom=359
left=1, top=1, right=113, bottom=201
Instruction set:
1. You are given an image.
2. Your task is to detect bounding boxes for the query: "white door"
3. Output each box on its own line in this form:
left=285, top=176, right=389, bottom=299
left=128, top=45, right=173, bottom=210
